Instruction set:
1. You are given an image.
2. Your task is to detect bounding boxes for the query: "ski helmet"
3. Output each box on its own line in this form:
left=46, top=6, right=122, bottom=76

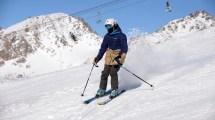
left=104, top=18, right=117, bottom=27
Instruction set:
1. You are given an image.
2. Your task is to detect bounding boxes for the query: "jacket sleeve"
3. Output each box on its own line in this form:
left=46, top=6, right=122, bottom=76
left=114, top=34, right=128, bottom=64
left=120, top=34, right=128, bottom=54
left=96, top=36, right=108, bottom=61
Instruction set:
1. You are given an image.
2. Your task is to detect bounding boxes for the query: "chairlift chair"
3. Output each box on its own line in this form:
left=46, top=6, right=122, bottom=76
left=166, top=1, right=172, bottom=12
left=96, top=5, right=102, bottom=24
left=96, top=11, right=102, bottom=24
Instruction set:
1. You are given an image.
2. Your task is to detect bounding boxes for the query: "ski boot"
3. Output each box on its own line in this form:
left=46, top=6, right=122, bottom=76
left=109, top=89, right=119, bottom=99
left=95, top=89, right=105, bottom=98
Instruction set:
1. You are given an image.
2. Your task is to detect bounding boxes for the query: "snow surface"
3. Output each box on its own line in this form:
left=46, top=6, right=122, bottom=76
left=0, top=26, right=215, bottom=120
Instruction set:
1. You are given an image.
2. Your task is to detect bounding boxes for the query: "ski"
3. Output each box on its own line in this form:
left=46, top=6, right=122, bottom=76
left=83, top=89, right=111, bottom=104
left=97, top=90, right=126, bottom=105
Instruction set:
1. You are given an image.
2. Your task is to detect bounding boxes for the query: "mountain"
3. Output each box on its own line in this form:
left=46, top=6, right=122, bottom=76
left=0, top=14, right=215, bottom=120
left=0, top=13, right=101, bottom=80
left=154, top=10, right=215, bottom=39
left=129, top=11, right=215, bottom=47
left=1, top=10, right=215, bottom=81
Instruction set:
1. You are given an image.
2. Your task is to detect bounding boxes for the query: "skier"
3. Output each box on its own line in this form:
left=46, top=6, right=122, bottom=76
left=93, top=18, right=128, bottom=99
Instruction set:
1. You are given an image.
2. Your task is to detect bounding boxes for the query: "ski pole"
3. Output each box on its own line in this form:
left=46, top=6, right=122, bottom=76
left=81, top=63, right=98, bottom=96
left=120, top=65, right=154, bottom=88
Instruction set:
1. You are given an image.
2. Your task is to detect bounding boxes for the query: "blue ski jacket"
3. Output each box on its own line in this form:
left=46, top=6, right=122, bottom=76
left=96, top=27, right=128, bottom=65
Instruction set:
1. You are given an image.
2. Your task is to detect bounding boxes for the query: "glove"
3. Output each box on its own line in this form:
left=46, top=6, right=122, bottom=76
left=114, top=58, right=122, bottom=66
left=93, top=57, right=99, bottom=64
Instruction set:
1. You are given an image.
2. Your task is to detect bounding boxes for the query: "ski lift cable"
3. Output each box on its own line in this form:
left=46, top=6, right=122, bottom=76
left=2, top=0, right=130, bottom=35
left=71, top=0, right=129, bottom=16
left=2, top=0, right=148, bottom=36
left=72, top=0, right=124, bottom=15
left=85, top=0, right=148, bottom=20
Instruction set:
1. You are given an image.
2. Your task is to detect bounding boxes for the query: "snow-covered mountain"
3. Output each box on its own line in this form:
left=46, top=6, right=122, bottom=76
left=154, top=10, right=215, bottom=39
left=0, top=13, right=101, bottom=80
left=129, top=10, right=215, bottom=48
left=1, top=11, right=215, bottom=81
left=0, top=12, right=215, bottom=120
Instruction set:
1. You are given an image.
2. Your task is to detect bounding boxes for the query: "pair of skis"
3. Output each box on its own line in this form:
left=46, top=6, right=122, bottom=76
left=83, top=90, right=126, bottom=105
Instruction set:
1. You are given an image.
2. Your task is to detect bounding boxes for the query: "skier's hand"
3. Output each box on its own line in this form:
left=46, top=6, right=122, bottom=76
left=113, top=59, right=122, bottom=68
left=93, top=57, right=99, bottom=64
left=114, top=58, right=122, bottom=66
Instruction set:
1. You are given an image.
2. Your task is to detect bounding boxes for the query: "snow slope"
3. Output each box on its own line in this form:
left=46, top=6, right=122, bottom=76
left=0, top=27, right=215, bottom=120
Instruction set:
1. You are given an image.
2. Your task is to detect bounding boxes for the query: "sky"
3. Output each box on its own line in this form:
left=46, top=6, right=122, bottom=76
left=0, top=0, right=215, bottom=36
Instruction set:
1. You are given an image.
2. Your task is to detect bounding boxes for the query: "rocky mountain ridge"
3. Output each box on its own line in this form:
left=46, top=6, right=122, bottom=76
left=153, top=10, right=215, bottom=39
left=128, top=10, right=215, bottom=48
left=0, top=13, right=101, bottom=80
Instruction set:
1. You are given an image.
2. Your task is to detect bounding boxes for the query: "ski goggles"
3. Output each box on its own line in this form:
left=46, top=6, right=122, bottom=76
left=105, top=24, right=113, bottom=29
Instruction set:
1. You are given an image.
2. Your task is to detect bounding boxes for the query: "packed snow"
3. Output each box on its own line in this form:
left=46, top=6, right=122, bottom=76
left=0, top=25, right=215, bottom=120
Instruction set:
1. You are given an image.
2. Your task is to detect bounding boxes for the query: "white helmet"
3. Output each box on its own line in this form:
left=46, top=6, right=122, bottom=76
left=104, top=18, right=117, bottom=26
